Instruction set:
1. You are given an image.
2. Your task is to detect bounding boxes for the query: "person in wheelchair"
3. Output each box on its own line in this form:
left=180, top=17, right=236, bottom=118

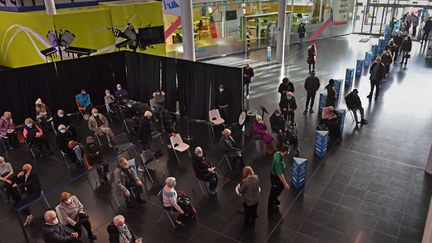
left=113, top=158, right=145, bottom=205
left=320, top=106, right=341, bottom=139
left=56, top=125, right=84, bottom=168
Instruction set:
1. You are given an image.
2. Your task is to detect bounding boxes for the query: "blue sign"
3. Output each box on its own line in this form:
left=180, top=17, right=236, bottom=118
left=292, top=157, right=307, bottom=189
left=334, top=79, right=342, bottom=99
left=345, top=69, right=354, bottom=87
left=356, top=59, right=364, bottom=76
left=364, top=52, right=372, bottom=67
left=315, top=131, right=329, bottom=158
left=319, top=93, right=327, bottom=111
left=162, top=0, right=181, bottom=16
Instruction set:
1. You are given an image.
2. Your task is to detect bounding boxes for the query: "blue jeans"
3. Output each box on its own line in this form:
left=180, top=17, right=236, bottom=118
left=244, top=83, right=250, bottom=96
left=207, top=173, right=219, bottom=191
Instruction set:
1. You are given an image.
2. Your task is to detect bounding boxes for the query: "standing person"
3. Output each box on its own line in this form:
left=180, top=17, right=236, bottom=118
left=367, top=57, right=386, bottom=100
left=152, top=90, right=166, bottom=120
left=57, top=192, right=97, bottom=242
left=0, top=111, right=18, bottom=150
left=324, top=79, right=336, bottom=107
left=307, top=43, right=317, bottom=73
left=400, top=36, right=412, bottom=66
left=393, top=32, right=404, bottom=63
left=421, top=16, right=432, bottom=45
left=14, top=164, right=41, bottom=227
left=277, top=78, right=295, bottom=98
left=297, top=23, right=306, bottom=44
left=215, top=84, right=230, bottom=120
left=238, top=166, right=260, bottom=227
left=138, top=111, right=153, bottom=150
left=192, top=147, right=218, bottom=196
left=303, top=70, right=320, bottom=114
left=268, top=145, right=290, bottom=211
left=412, top=13, right=419, bottom=37
left=243, top=64, right=254, bottom=100
left=381, top=50, right=393, bottom=77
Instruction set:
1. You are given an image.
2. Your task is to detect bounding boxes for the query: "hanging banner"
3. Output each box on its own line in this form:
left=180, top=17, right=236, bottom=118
left=162, top=0, right=181, bottom=16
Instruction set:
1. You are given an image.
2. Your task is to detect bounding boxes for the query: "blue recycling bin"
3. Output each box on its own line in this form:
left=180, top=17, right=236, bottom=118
left=356, top=60, right=364, bottom=76
left=345, top=69, right=354, bottom=87
left=371, top=44, right=379, bottom=60
left=378, top=38, right=386, bottom=54
left=319, top=93, right=327, bottom=111
left=364, top=52, right=372, bottom=67
left=292, top=157, right=307, bottom=189
left=334, top=79, right=342, bottom=99
left=315, top=131, right=329, bottom=158
left=335, top=109, right=346, bottom=134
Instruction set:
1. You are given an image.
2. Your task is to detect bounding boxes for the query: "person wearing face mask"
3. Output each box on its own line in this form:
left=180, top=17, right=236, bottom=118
left=84, top=136, right=108, bottom=185
left=75, top=89, right=93, bottom=111
left=162, top=177, right=187, bottom=227
left=57, top=192, right=97, bottom=242
left=115, top=84, right=129, bottom=104
left=107, top=215, right=140, bottom=243
left=14, top=164, right=41, bottom=227
left=43, top=210, right=83, bottom=243
left=113, top=158, right=145, bottom=205
left=215, top=84, right=230, bottom=121
left=123, top=100, right=139, bottom=132
left=270, top=109, right=286, bottom=134
left=56, top=125, right=83, bottom=168
left=0, top=111, right=18, bottom=150
left=23, top=118, right=52, bottom=158
left=220, top=129, right=245, bottom=168
left=53, top=109, right=77, bottom=137
left=279, top=91, right=297, bottom=126
left=35, top=98, right=52, bottom=125
left=88, top=108, right=114, bottom=147
left=192, top=147, right=218, bottom=196
left=367, top=57, right=386, bottom=100
left=104, top=89, right=119, bottom=113
left=138, top=111, right=154, bottom=149
left=278, top=78, right=295, bottom=99
left=252, top=115, right=276, bottom=155
left=152, top=90, right=166, bottom=120
left=268, top=145, right=290, bottom=212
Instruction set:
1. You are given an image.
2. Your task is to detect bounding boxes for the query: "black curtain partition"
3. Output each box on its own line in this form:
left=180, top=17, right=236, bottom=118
left=0, top=51, right=242, bottom=124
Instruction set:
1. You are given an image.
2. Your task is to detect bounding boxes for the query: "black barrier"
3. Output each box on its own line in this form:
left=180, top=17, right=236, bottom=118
left=0, top=51, right=243, bottom=124
left=15, top=171, right=92, bottom=243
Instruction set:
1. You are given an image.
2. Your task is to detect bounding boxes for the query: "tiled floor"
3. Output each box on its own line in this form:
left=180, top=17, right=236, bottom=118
left=0, top=34, right=431, bottom=243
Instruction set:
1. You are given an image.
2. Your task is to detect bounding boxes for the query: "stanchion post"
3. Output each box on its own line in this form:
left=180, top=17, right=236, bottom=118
left=16, top=210, right=30, bottom=243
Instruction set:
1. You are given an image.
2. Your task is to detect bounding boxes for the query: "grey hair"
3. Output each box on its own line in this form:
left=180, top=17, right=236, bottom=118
left=194, top=147, right=203, bottom=155
left=44, top=210, right=56, bottom=221
left=165, top=177, right=176, bottom=187
left=113, top=215, right=125, bottom=224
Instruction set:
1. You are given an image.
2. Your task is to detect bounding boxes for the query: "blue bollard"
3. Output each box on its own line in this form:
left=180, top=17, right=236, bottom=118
left=345, top=69, right=354, bottom=87
left=356, top=60, right=364, bottom=76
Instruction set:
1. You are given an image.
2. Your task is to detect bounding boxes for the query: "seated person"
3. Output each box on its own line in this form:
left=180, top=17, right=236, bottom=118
left=345, top=89, right=368, bottom=125
left=104, top=89, right=119, bottom=113
left=321, top=106, right=341, bottom=139
left=138, top=111, right=154, bottom=149
left=162, top=177, right=186, bottom=227
left=123, top=100, right=139, bottom=132
left=42, top=210, right=83, bottom=243
left=23, top=118, right=52, bottom=158
left=192, top=147, right=218, bottom=196
left=14, top=164, right=41, bottom=227
left=0, top=111, right=18, bottom=150
left=53, top=109, right=77, bottom=137
left=279, top=127, right=299, bottom=156
left=75, top=89, right=93, bottom=110
left=270, top=109, right=286, bottom=134
left=220, top=129, right=245, bottom=168
left=88, top=108, right=114, bottom=148
left=252, top=115, right=276, bottom=155
left=57, top=192, right=97, bottom=241
left=112, top=158, right=145, bottom=204
left=84, top=136, right=108, bottom=185
left=0, top=156, right=14, bottom=202
left=278, top=91, right=297, bottom=125
left=115, top=84, right=129, bottom=104
left=35, top=98, right=52, bottom=124
left=56, top=125, right=83, bottom=168
left=107, top=215, right=139, bottom=243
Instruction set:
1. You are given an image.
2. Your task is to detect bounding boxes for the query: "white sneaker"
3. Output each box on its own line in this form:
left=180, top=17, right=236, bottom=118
left=23, top=214, right=33, bottom=227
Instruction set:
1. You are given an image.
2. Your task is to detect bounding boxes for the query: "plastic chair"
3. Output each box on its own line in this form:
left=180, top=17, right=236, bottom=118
left=208, top=109, right=225, bottom=135
left=140, top=149, right=165, bottom=183
left=75, top=99, right=86, bottom=118
left=169, top=133, right=191, bottom=165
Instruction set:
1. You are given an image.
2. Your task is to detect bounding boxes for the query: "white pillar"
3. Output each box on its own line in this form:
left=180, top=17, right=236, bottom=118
left=276, top=0, right=287, bottom=64
left=44, top=0, right=57, bottom=15
left=181, top=0, right=195, bottom=61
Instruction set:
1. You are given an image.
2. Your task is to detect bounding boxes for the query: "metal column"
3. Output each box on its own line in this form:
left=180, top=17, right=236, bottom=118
left=181, top=0, right=196, bottom=61
left=43, top=0, right=57, bottom=15
left=276, top=0, right=287, bottom=64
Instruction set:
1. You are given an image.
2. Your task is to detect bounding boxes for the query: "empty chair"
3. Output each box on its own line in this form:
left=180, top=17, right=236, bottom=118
left=169, top=133, right=191, bottom=164
left=75, top=99, right=86, bottom=118
left=208, top=109, right=225, bottom=135
left=112, top=133, right=137, bottom=156
left=140, top=149, right=165, bottom=183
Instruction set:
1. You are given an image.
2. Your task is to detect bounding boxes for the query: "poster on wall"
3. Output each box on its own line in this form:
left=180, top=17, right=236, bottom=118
left=162, top=0, right=181, bottom=16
